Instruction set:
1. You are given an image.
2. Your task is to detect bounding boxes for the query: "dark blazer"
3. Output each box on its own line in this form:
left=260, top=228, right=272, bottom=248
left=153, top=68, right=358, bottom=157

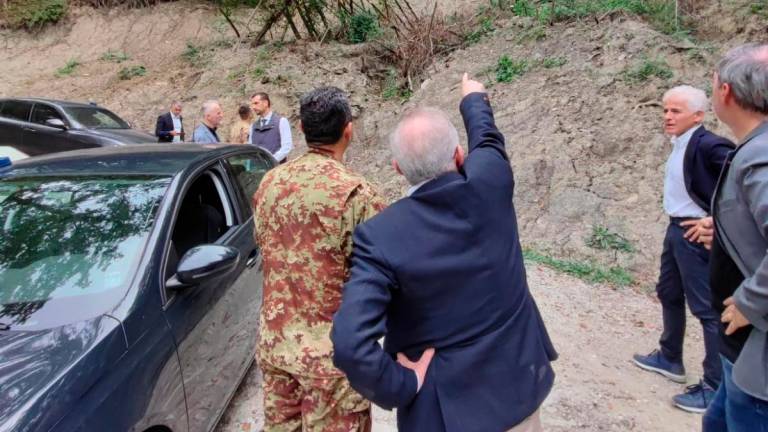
left=683, top=126, right=734, bottom=213
left=155, top=112, right=183, bottom=143
left=331, top=93, right=557, bottom=432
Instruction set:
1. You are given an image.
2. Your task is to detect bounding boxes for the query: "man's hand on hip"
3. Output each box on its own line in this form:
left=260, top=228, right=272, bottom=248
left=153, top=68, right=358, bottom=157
left=462, top=73, right=485, bottom=97
left=397, top=348, right=435, bottom=392
left=722, top=296, right=750, bottom=335
left=681, top=216, right=714, bottom=250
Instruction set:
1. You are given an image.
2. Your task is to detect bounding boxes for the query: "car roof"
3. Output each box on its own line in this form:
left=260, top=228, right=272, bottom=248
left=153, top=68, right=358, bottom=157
left=3, top=144, right=269, bottom=178
left=0, top=97, right=107, bottom=109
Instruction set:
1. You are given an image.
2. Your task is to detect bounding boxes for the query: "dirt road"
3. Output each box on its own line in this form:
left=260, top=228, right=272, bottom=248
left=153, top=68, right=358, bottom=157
left=216, top=263, right=703, bottom=432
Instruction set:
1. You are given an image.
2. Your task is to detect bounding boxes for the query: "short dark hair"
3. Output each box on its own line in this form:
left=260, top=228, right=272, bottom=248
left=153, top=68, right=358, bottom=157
left=238, top=104, right=251, bottom=120
left=250, top=92, right=270, bottom=107
left=299, top=86, right=352, bottom=145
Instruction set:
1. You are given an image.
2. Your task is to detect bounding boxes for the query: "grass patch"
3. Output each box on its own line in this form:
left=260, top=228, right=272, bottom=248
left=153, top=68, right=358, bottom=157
left=100, top=50, right=130, bottom=63
left=3, top=0, right=66, bottom=30
left=382, top=69, right=412, bottom=102
left=750, top=0, right=768, bottom=17
left=623, top=56, right=673, bottom=83
left=507, top=0, right=688, bottom=36
left=465, top=16, right=495, bottom=45
left=251, top=67, right=266, bottom=79
left=496, top=55, right=529, bottom=83
left=524, top=249, right=634, bottom=286
left=55, top=59, right=80, bottom=77
left=586, top=225, right=634, bottom=253
left=118, top=65, right=146, bottom=80
left=540, top=56, right=567, bottom=68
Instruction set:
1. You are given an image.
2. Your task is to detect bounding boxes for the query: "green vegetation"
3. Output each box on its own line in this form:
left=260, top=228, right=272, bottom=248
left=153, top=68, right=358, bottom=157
left=506, top=0, right=687, bottom=36
left=55, top=59, right=80, bottom=77
left=750, top=0, right=768, bottom=17
left=3, top=0, right=66, bottom=29
left=100, top=50, right=130, bottom=63
left=118, top=65, right=146, bottom=80
left=342, top=9, right=380, bottom=43
left=586, top=225, right=634, bottom=253
left=382, top=69, right=412, bottom=102
left=465, top=17, right=495, bottom=44
left=541, top=56, right=567, bottom=68
left=496, top=55, right=529, bottom=83
left=251, top=67, right=266, bottom=79
left=515, top=25, right=547, bottom=43
left=524, top=249, right=635, bottom=286
left=623, top=56, right=673, bottom=83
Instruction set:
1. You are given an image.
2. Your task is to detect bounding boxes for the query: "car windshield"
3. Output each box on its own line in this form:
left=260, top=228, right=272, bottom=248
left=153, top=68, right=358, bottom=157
left=0, top=176, right=170, bottom=324
left=63, top=106, right=130, bottom=129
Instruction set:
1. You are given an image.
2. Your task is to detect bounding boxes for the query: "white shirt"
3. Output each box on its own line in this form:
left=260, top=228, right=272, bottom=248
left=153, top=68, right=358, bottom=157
left=663, top=124, right=707, bottom=218
left=406, top=179, right=431, bottom=197
left=248, top=111, right=293, bottom=162
left=171, top=113, right=182, bottom=143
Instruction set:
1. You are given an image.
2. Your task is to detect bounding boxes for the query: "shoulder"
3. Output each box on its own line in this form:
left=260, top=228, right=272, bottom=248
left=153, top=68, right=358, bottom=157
left=736, top=131, right=768, bottom=166
left=696, top=127, right=734, bottom=147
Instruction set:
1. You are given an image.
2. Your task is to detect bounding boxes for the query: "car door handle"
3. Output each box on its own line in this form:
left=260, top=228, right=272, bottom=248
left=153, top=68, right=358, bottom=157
left=246, top=248, right=260, bottom=268
left=23, top=127, right=36, bottom=133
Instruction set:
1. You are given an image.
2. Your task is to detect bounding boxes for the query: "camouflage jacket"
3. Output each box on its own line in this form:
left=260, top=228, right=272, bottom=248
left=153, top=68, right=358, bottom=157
left=253, top=149, right=386, bottom=377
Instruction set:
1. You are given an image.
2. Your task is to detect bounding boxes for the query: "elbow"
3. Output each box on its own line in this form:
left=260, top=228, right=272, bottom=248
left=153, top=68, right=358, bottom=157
left=330, top=325, right=356, bottom=373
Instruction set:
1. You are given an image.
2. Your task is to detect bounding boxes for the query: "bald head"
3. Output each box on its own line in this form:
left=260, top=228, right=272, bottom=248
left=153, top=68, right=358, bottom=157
left=390, top=107, right=460, bottom=185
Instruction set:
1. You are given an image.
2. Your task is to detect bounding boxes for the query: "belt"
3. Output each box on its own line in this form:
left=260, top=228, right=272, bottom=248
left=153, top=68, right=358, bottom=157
left=669, top=216, right=700, bottom=224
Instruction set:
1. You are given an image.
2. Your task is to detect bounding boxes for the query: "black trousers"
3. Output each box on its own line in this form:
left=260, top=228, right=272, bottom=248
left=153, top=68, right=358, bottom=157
left=656, top=218, right=722, bottom=387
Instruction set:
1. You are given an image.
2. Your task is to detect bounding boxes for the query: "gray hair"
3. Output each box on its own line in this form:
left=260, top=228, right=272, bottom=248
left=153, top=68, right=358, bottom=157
left=201, top=100, right=220, bottom=116
left=390, top=107, right=459, bottom=185
left=716, top=43, right=768, bottom=114
left=170, top=100, right=182, bottom=108
left=663, top=85, right=708, bottom=112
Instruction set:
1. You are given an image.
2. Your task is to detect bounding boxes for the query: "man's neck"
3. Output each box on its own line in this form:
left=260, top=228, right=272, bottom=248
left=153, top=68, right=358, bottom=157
left=262, top=110, right=273, bottom=119
left=309, top=142, right=346, bottom=162
left=203, top=120, right=216, bottom=130
left=729, top=112, right=766, bottom=143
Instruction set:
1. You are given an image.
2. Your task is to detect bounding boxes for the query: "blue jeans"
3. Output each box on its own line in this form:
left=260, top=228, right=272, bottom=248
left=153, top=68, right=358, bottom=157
left=703, top=355, right=768, bottom=432
left=656, top=221, right=721, bottom=387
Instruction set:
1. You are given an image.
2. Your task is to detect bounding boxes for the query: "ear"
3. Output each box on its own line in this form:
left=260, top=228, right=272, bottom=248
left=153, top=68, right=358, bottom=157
left=454, top=145, right=466, bottom=168
left=693, top=111, right=705, bottom=124
left=343, top=122, right=353, bottom=141
left=722, top=82, right=735, bottom=106
left=392, top=159, right=404, bottom=176
left=299, top=120, right=304, bottom=134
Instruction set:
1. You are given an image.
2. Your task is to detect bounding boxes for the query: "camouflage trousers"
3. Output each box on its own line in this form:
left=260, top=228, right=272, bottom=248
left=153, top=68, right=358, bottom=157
left=261, top=363, right=371, bottom=432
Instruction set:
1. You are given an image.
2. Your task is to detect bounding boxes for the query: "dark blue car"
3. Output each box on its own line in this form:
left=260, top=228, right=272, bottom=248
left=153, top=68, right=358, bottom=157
left=0, top=144, right=275, bottom=432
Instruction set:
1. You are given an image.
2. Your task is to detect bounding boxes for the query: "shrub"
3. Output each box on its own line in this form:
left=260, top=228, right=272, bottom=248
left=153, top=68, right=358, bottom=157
left=55, top=59, right=80, bottom=77
left=541, top=56, right=567, bottom=68
left=586, top=225, right=634, bottom=253
left=496, top=55, right=528, bottom=83
left=465, top=17, right=495, bottom=45
left=344, top=9, right=380, bottom=43
left=118, top=65, right=146, bottom=80
left=4, top=0, right=67, bottom=30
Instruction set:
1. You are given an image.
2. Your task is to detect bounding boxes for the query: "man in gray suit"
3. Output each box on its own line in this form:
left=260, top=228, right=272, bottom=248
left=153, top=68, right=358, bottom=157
left=192, top=100, right=224, bottom=144
left=699, top=43, right=768, bottom=430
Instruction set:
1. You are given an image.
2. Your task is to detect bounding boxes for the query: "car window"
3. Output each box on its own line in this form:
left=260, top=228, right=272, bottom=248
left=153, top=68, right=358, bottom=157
left=0, top=176, right=170, bottom=325
left=226, top=154, right=273, bottom=214
left=63, top=107, right=129, bottom=129
left=165, top=169, right=235, bottom=296
left=31, top=104, right=64, bottom=126
left=0, top=100, right=33, bottom=122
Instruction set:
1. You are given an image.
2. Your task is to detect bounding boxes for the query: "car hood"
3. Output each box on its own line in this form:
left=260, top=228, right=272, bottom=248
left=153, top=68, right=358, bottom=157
left=0, top=315, right=127, bottom=431
left=88, top=128, right=156, bottom=144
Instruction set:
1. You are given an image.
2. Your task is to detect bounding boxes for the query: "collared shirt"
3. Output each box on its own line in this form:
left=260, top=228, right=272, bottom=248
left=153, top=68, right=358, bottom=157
left=663, top=124, right=707, bottom=218
left=170, top=113, right=182, bottom=143
left=248, top=111, right=293, bottom=161
left=406, top=179, right=431, bottom=197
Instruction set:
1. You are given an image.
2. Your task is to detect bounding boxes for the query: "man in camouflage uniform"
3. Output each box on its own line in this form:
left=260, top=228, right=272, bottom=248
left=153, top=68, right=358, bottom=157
left=253, top=86, right=385, bottom=432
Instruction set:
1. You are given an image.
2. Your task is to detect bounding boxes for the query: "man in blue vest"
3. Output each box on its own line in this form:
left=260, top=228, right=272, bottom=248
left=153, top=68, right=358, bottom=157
left=249, top=92, right=293, bottom=163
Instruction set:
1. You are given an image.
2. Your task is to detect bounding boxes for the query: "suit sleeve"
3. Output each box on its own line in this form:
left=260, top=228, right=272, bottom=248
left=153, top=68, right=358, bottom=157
left=155, top=115, right=171, bottom=140
left=704, top=135, right=735, bottom=179
left=332, top=226, right=419, bottom=410
left=734, top=159, right=768, bottom=331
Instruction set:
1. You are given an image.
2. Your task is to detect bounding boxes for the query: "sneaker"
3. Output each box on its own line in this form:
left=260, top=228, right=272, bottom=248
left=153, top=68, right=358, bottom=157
left=673, top=380, right=715, bottom=413
left=632, top=349, right=687, bottom=383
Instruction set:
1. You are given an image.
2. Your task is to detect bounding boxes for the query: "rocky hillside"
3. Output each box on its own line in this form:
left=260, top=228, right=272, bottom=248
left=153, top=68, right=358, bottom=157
left=1, top=0, right=766, bottom=285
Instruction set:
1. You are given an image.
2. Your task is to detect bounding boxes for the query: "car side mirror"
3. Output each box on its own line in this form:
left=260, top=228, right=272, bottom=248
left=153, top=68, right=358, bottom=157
left=167, top=244, right=240, bottom=289
left=45, top=118, right=67, bottom=130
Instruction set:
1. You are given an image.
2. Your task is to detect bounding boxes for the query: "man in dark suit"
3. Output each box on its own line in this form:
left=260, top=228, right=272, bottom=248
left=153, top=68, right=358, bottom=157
left=633, top=85, right=734, bottom=413
left=155, top=101, right=184, bottom=143
left=331, top=74, right=557, bottom=432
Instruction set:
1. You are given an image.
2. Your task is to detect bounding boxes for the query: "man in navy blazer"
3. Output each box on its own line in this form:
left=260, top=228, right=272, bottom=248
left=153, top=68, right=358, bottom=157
left=633, top=85, right=734, bottom=413
left=155, top=101, right=184, bottom=143
left=331, top=74, right=557, bottom=432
